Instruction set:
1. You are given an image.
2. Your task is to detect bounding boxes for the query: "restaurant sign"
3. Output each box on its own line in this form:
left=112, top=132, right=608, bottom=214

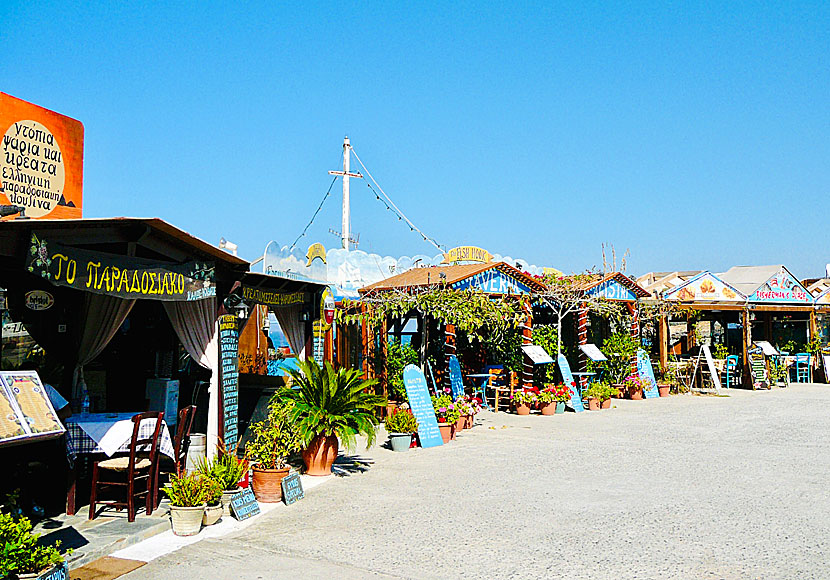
left=748, top=268, right=810, bottom=304
left=241, top=285, right=306, bottom=308
left=664, top=272, right=745, bottom=302
left=26, top=234, right=215, bottom=301
left=441, top=246, right=492, bottom=264
left=453, top=268, right=531, bottom=294
left=586, top=278, right=638, bottom=301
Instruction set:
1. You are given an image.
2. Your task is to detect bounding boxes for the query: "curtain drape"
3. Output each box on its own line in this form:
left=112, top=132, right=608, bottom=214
left=72, top=293, right=136, bottom=399
left=272, top=304, right=306, bottom=359
left=162, top=297, right=218, bottom=369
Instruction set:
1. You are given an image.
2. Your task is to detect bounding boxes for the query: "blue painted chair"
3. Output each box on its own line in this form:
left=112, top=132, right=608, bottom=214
left=795, top=353, right=812, bottom=383
left=723, top=355, right=741, bottom=389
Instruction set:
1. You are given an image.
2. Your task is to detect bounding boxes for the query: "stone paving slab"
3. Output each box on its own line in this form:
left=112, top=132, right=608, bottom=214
left=124, top=385, right=830, bottom=579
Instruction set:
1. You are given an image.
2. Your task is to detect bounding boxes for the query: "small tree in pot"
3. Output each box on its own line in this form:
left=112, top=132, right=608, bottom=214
left=196, top=445, right=249, bottom=516
left=384, top=408, right=418, bottom=452
left=282, top=359, right=386, bottom=476
left=162, top=472, right=210, bottom=536
left=245, top=398, right=302, bottom=501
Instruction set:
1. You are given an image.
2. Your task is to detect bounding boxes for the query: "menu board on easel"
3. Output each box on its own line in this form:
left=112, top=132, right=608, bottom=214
left=0, top=371, right=65, bottom=447
left=219, top=314, right=240, bottom=450
left=403, top=365, right=443, bottom=448
left=747, top=347, right=769, bottom=390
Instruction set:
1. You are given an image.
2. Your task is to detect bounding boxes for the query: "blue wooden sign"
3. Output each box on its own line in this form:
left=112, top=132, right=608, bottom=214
left=636, top=349, right=659, bottom=399
left=557, top=354, right=584, bottom=412
left=230, top=487, right=260, bottom=521
left=281, top=472, right=304, bottom=505
left=586, top=278, right=638, bottom=301
left=40, top=562, right=69, bottom=580
left=452, top=269, right=531, bottom=294
left=448, top=355, right=464, bottom=401
left=403, top=364, right=444, bottom=448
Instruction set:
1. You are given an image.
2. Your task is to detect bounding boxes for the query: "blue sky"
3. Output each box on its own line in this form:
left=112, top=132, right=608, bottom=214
left=4, top=2, right=829, bottom=277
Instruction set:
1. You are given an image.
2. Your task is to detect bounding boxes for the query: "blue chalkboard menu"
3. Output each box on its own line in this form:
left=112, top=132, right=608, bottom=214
left=403, top=365, right=443, bottom=448
left=557, top=354, right=583, bottom=412
left=281, top=472, right=304, bottom=505
left=448, top=355, right=464, bottom=401
left=230, top=487, right=260, bottom=521
left=636, top=350, right=659, bottom=399
left=219, top=314, right=239, bottom=450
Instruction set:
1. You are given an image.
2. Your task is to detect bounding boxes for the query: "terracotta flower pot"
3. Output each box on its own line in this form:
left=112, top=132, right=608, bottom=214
left=630, top=388, right=644, bottom=401
left=586, top=397, right=600, bottom=411
left=302, top=434, right=339, bottom=476
left=658, top=385, right=670, bottom=397
left=251, top=465, right=291, bottom=502
left=540, top=403, right=556, bottom=416
left=612, top=384, right=625, bottom=398
left=601, top=398, right=611, bottom=409
left=438, top=422, right=452, bottom=443
left=450, top=422, right=458, bottom=440
left=515, top=403, right=531, bottom=415
left=454, top=417, right=464, bottom=436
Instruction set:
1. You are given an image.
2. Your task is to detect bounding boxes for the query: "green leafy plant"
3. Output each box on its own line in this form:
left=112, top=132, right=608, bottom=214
left=431, top=393, right=461, bottom=423
left=583, top=382, right=619, bottom=402
left=712, top=343, right=729, bottom=359
left=196, top=449, right=250, bottom=490
left=0, top=512, right=65, bottom=577
left=162, top=472, right=211, bottom=507
left=244, top=398, right=302, bottom=469
left=532, top=325, right=563, bottom=383
left=536, top=388, right=556, bottom=405
left=281, top=359, right=386, bottom=451
left=203, top=477, right=224, bottom=506
left=384, top=340, right=419, bottom=400
left=384, top=408, right=418, bottom=434
left=512, top=390, right=537, bottom=406
left=601, top=332, right=639, bottom=384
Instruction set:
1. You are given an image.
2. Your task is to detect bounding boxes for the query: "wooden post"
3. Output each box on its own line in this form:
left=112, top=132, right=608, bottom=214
left=686, top=311, right=695, bottom=353
left=361, top=303, right=371, bottom=379
left=742, top=308, right=751, bottom=388
left=577, top=302, right=589, bottom=390
left=658, top=314, right=669, bottom=371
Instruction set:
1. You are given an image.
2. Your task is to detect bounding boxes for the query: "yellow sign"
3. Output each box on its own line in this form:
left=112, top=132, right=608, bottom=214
left=306, top=243, right=327, bottom=267
left=441, top=246, right=492, bottom=264
left=542, top=267, right=563, bottom=277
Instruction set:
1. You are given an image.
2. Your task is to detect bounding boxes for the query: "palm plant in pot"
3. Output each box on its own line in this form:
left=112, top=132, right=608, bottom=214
left=282, top=359, right=385, bottom=476
left=196, top=445, right=249, bottom=516
left=384, top=407, right=418, bottom=452
left=245, top=398, right=302, bottom=501
left=162, top=472, right=211, bottom=536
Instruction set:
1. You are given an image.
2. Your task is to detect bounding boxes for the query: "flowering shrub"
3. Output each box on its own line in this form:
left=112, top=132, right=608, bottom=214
left=540, top=383, right=572, bottom=403
left=456, top=394, right=482, bottom=415
left=623, top=374, right=648, bottom=392
left=431, top=393, right=461, bottom=423
left=512, top=390, right=537, bottom=406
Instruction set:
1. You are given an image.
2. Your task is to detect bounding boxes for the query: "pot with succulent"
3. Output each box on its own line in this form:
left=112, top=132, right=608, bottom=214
left=196, top=446, right=250, bottom=516
left=431, top=393, right=461, bottom=442
left=581, top=383, right=602, bottom=411
left=282, top=359, right=386, bottom=476
left=623, top=374, right=648, bottom=400
left=385, top=407, right=419, bottom=452
left=201, top=477, right=224, bottom=526
left=162, top=472, right=211, bottom=536
left=512, top=390, right=537, bottom=415
left=244, top=398, right=302, bottom=501
left=0, top=512, right=68, bottom=580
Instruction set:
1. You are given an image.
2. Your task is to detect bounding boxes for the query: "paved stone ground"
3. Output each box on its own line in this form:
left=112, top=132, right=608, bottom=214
left=125, top=385, right=830, bottom=579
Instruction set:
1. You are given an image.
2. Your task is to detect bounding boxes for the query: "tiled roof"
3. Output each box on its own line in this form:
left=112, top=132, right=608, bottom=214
left=359, top=262, right=545, bottom=294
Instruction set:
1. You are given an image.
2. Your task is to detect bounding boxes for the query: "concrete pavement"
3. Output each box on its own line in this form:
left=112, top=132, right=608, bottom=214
left=125, top=384, right=830, bottom=579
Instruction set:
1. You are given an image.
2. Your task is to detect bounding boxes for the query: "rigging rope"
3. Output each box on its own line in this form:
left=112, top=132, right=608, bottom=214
left=288, top=176, right=338, bottom=251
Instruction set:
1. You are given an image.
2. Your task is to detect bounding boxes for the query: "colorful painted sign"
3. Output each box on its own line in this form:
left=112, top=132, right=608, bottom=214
left=448, top=355, right=464, bottom=401
left=586, top=278, right=638, bottom=301
left=557, top=354, right=583, bottom=412
left=319, top=287, right=334, bottom=331
left=0, top=93, right=84, bottom=220
left=230, top=487, right=260, bottom=521
left=281, top=472, right=305, bottom=505
left=219, top=315, right=239, bottom=450
left=24, top=289, right=54, bottom=311
left=305, top=242, right=327, bottom=266
left=402, top=364, right=443, bottom=448
left=26, top=234, right=215, bottom=301
left=241, top=286, right=305, bottom=308
left=748, top=268, right=811, bottom=303
left=441, top=246, right=493, bottom=264
left=664, top=272, right=745, bottom=302
left=453, top=268, right=531, bottom=294
left=636, top=350, right=659, bottom=399
left=0, top=371, right=65, bottom=447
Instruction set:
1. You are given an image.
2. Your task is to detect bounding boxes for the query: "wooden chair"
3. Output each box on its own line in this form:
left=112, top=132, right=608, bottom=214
left=485, top=368, right=515, bottom=412
left=89, top=412, right=165, bottom=522
left=155, top=405, right=196, bottom=508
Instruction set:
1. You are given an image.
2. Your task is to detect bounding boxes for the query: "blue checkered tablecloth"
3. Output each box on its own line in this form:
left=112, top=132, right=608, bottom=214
left=65, top=413, right=175, bottom=464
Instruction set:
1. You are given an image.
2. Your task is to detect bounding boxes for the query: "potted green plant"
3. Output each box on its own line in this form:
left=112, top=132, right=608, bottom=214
left=512, top=390, right=536, bottom=415
left=599, top=382, right=620, bottom=409
left=581, top=383, right=602, bottom=411
left=282, top=359, right=385, bottom=476
left=536, top=387, right=558, bottom=415
left=431, top=393, right=461, bottom=442
left=0, top=512, right=67, bottom=580
left=245, top=398, right=302, bottom=501
left=552, top=383, right=571, bottom=413
left=196, top=448, right=249, bottom=516
left=384, top=408, right=418, bottom=452
left=202, top=477, right=224, bottom=526
left=162, top=472, right=210, bottom=536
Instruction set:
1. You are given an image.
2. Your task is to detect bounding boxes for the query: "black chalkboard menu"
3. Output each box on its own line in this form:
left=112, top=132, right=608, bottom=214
left=219, top=314, right=239, bottom=450
left=281, top=472, right=304, bottom=505
left=230, top=487, right=260, bottom=521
